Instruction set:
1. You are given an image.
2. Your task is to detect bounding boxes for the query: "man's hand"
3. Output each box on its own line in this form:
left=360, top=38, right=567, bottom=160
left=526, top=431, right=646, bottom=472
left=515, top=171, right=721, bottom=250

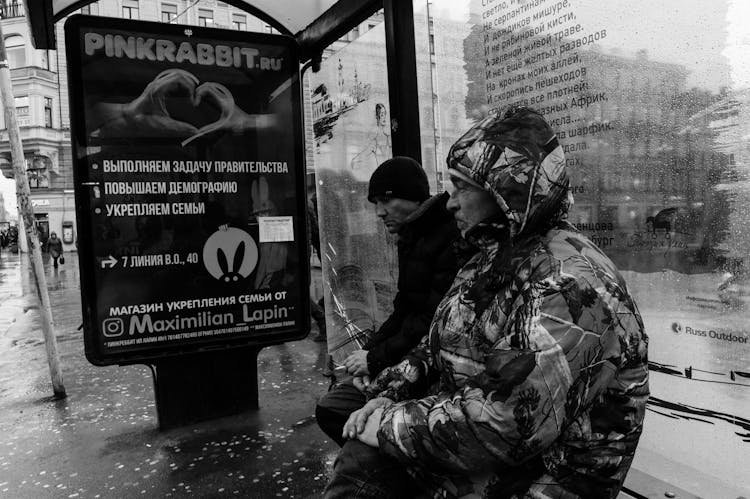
left=352, top=375, right=371, bottom=392
left=342, top=397, right=392, bottom=445
left=92, top=69, right=199, bottom=138
left=357, top=407, right=384, bottom=447
left=343, top=349, right=370, bottom=376
left=122, top=69, right=200, bottom=136
left=181, top=81, right=278, bottom=146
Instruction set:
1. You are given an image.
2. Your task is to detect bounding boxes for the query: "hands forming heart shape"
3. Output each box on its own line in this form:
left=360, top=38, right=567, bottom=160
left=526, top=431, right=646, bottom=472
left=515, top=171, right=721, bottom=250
left=91, top=68, right=278, bottom=143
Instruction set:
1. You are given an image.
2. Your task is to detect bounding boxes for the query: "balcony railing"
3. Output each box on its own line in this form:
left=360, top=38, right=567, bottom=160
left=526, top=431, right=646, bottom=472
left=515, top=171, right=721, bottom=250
left=0, top=3, right=24, bottom=18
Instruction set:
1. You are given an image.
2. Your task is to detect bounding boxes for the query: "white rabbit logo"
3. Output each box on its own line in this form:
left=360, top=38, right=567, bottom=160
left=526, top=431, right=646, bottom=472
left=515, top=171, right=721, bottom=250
left=203, top=226, right=258, bottom=282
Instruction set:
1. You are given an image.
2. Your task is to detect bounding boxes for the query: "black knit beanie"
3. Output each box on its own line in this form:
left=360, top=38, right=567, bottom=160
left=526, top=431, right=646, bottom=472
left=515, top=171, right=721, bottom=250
left=367, top=156, right=429, bottom=203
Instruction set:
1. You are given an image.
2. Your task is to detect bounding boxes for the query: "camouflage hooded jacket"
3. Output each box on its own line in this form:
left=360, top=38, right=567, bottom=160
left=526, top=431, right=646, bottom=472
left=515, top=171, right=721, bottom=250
left=367, top=108, right=650, bottom=498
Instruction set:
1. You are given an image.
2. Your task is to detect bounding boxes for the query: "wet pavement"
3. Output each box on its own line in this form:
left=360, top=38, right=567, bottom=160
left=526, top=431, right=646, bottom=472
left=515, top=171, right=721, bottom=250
left=0, top=249, right=338, bottom=498
left=3, top=248, right=748, bottom=499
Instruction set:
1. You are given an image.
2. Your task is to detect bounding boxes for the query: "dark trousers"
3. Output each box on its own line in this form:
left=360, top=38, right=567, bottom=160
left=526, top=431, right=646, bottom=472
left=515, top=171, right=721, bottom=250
left=318, top=379, right=428, bottom=498
left=311, top=297, right=326, bottom=341
left=323, top=440, right=425, bottom=498
left=311, top=297, right=325, bottom=323
left=315, top=377, right=367, bottom=447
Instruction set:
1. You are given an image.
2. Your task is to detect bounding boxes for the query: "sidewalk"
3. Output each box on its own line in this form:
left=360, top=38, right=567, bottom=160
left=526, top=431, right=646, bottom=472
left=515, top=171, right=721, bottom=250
left=0, top=250, right=338, bottom=498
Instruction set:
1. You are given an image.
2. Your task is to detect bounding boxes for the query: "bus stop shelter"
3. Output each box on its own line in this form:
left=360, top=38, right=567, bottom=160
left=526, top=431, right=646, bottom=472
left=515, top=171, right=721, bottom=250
left=22, top=1, right=744, bottom=498
left=25, top=0, right=424, bottom=163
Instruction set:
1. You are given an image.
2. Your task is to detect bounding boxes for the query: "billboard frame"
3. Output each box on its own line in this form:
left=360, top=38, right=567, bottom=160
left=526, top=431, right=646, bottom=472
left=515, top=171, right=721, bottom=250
left=65, top=14, right=310, bottom=369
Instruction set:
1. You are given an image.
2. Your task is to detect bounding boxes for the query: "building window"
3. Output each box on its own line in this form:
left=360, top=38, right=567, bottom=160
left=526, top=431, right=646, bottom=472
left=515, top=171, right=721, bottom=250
left=27, top=156, right=50, bottom=189
left=122, top=0, right=139, bottom=19
left=0, top=1, right=24, bottom=18
left=232, top=13, right=247, bottom=31
left=264, top=24, right=276, bottom=34
left=161, top=3, right=177, bottom=22
left=14, top=96, right=28, bottom=116
left=5, top=35, right=26, bottom=69
left=81, top=2, right=99, bottom=15
left=198, top=9, right=213, bottom=26
left=14, top=96, right=29, bottom=127
left=44, top=97, right=53, bottom=128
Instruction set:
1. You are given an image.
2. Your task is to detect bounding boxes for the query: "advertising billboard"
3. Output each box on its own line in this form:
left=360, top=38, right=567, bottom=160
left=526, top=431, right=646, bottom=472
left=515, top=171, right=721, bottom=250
left=65, top=16, right=309, bottom=365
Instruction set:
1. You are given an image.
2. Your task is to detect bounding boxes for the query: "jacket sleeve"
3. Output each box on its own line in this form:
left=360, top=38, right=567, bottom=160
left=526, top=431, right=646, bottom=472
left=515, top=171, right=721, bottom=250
left=364, top=236, right=459, bottom=375
left=365, top=334, right=434, bottom=401
left=375, top=282, right=637, bottom=475
left=363, top=293, right=406, bottom=351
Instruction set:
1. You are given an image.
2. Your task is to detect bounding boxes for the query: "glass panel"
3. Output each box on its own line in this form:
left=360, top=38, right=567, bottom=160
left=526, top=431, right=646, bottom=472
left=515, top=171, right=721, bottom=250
left=161, top=3, right=177, bottom=23
left=198, top=9, right=213, bottom=27
left=232, top=14, right=247, bottom=31
left=44, top=97, right=53, bottom=128
left=27, top=156, right=50, bottom=189
left=122, top=6, right=139, bottom=20
left=429, top=0, right=750, bottom=495
left=309, top=15, right=400, bottom=366
left=414, top=2, right=442, bottom=191
left=81, top=2, right=99, bottom=15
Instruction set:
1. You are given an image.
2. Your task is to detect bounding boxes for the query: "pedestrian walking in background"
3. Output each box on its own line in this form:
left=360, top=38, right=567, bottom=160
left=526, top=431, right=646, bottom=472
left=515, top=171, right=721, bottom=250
left=47, top=231, right=64, bottom=269
left=308, top=189, right=327, bottom=342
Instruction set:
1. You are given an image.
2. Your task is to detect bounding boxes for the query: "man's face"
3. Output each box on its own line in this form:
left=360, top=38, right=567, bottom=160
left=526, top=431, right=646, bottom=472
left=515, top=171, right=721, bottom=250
left=446, top=176, right=501, bottom=236
left=372, top=196, right=420, bottom=234
left=376, top=106, right=388, bottom=127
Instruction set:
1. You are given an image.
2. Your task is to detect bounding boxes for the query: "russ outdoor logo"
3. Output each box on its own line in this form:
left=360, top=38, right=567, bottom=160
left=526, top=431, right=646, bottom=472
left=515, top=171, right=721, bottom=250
left=670, top=321, right=748, bottom=344
left=202, top=227, right=258, bottom=282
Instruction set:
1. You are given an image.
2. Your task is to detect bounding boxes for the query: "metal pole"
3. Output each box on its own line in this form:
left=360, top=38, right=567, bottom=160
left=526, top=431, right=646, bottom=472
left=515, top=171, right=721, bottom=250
left=383, top=0, right=422, bottom=163
left=0, top=20, right=66, bottom=398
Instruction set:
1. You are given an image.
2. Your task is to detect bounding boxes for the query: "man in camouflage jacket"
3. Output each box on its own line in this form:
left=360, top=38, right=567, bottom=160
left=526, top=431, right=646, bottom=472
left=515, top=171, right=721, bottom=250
left=324, top=108, right=649, bottom=498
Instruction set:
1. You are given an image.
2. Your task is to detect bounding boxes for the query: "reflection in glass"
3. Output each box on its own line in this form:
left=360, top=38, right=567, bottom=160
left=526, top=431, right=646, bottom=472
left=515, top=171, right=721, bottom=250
left=310, top=22, right=399, bottom=365
left=428, top=0, right=749, bottom=494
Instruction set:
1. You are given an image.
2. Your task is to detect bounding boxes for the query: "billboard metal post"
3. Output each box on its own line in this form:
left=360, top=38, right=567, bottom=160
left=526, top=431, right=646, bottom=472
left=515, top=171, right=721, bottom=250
left=0, top=20, right=66, bottom=398
left=150, top=347, right=261, bottom=429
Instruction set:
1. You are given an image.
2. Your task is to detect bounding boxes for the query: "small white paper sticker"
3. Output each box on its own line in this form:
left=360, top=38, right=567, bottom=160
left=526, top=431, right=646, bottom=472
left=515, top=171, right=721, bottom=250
left=258, top=216, right=294, bottom=243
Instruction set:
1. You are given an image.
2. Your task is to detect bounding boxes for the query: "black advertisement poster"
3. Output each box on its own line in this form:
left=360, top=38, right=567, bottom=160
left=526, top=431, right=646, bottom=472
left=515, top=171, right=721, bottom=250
left=65, top=16, right=309, bottom=365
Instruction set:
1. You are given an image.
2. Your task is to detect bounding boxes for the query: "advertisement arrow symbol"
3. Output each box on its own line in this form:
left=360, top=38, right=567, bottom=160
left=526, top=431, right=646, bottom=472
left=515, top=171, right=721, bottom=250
left=101, top=255, right=117, bottom=269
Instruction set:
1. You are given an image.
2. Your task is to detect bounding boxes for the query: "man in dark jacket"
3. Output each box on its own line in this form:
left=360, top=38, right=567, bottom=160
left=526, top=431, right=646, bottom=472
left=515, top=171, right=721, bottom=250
left=316, top=156, right=468, bottom=446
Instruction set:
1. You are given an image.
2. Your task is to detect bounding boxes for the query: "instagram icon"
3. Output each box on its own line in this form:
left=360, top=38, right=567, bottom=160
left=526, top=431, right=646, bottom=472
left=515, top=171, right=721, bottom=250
left=102, top=318, right=124, bottom=337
